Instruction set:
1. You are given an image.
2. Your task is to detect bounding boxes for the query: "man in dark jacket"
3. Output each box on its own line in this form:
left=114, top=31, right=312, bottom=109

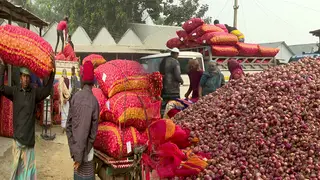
left=66, top=61, right=99, bottom=180
left=0, top=57, right=55, bottom=180
left=159, top=48, right=184, bottom=98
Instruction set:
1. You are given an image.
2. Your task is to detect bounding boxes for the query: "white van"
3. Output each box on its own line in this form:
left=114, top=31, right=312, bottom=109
left=139, top=52, right=204, bottom=98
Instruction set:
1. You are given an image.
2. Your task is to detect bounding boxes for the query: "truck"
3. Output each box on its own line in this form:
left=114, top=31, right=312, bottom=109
left=55, top=60, right=80, bottom=79
left=139, top=46, right=278, bottom=98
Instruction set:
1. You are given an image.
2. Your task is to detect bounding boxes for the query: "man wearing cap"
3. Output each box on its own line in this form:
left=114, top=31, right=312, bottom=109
left=159, top=47, right=184, bottom=103
left=0, top=58, right=55, bottom=180
left=66, top=61, right=99, bottom=180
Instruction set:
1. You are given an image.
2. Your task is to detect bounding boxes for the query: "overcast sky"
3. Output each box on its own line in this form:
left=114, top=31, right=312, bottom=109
left=200, top=0, right=320, bottom=45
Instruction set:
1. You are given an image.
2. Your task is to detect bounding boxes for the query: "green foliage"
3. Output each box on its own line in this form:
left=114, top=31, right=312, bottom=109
left=27, top=0, right=210, bottom=39
left=31, top=0, right=162, bottom=41
left=162, top=0, right=211, bottom=26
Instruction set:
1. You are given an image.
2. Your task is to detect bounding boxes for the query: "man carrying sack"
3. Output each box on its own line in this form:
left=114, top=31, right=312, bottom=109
left=0, top=57, right=55, bottom=180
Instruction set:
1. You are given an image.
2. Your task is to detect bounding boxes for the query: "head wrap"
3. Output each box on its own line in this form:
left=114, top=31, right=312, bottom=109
left=82, top=61, right=94, bottom=83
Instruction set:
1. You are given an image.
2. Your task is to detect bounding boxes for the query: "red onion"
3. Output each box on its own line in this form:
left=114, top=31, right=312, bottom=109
left=174, top=58, right=320, bottom=178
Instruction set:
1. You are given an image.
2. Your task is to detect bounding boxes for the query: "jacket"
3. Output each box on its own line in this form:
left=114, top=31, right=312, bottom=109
left=160, top=57, right=184, bottom=94
left=66, top=85, right=99, bottom=163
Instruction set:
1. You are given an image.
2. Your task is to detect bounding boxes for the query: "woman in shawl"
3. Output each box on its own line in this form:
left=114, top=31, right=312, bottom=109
left=185, top=59, right=203, bottom=100
left=199, top=60, right=225, bottom=97
left=228, top=59, right=245, bottom=80
left=59, top=69, right=71, bottom=133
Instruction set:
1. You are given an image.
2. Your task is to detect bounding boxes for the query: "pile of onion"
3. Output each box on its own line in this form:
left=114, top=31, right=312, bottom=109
left=174, top=58, right=320, bottom=179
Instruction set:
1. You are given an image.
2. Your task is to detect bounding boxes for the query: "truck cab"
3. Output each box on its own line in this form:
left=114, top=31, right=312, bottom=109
left=138, top=51, right=204, bottom=98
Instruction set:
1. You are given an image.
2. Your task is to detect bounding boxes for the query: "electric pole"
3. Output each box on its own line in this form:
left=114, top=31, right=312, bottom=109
left=233, top=0, right=239, bottom=28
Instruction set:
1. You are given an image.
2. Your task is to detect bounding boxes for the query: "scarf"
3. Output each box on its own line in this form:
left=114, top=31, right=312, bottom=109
left=58, top=76, right=71, bottom=107
left=228, top=59, right=244, bottom=80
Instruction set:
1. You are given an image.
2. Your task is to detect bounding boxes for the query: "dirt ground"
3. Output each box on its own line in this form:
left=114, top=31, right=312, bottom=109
left=0, top=125, right=100, bottom=180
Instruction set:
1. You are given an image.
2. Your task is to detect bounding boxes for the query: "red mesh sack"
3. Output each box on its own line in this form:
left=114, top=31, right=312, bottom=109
left=168, top=125, right=190, bottom=149
left=82, top=54, right=106, bottom=68
left=94, top=60, right=147, bottom=97
left=236, top=42, right=260, bottom=56
left=107, top=75, right=149, bottom=98
left=55, top=52, right=66, bottom=60
left=53, top=113, right=61, bottom=125
left=66, top=53, right=78, bottom=62
left=147, top=119, right=176, bottom=146
left=208, top=32, right=238, bottom=45
left=183, top=40, right=200, bottom=48
left=215, top=24, right=229, bottom=33
left=94, top=122, right=146, bottom=159
left=0, top=25, right=53, bottom=78
left=211, top=45, right=239, bottom=56
left=100, top=91, right=161, bottom=130
left=53, top=83, right=59, bottom=100
left=174, top=151, right=208, bottom=177
left=258, top=45, right=280, bottom=57
left=176, top=30, right=191, bottom=42
left=190, top=24, right=224, bottom=39
left=0, top=96, right=13, bottom=137
left=166, top=38, right=183, bottom=49
left=182, top=18, right=204, bottom=33
left=153, top=142, right=187, bottom=178
left=92, top=88, right=107, bottom=111
left=62, top=43, right=75, bottom=58
left=53, top=100, right=60, bottom=114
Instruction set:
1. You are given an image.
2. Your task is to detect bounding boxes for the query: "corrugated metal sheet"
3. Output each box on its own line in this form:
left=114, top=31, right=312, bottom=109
left=92, top=27, right=116, bottom=46
left=118, top=28, right=143, bottom=46
left=72, top=26, right=92, bottom=45
left=75, top=45, right=160, bottom=54
left=42, top=22, right=61, bottom=50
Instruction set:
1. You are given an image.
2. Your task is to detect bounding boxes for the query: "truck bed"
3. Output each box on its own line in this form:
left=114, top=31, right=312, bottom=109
left=181, top=46, right=277, bottom=71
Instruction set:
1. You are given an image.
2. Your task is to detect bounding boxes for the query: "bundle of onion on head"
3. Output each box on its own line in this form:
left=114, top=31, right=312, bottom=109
left=174, top=58, right=320, bottom=179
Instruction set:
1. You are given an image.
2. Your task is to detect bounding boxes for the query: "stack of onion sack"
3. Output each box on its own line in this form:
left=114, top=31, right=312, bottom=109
left=92, top=88, right=107, bottom=117
left=52, top=83, right=61, bottom=125
left=0, top=72, right=13, bottom=137
left=166, top=17, right=280, bottom=57
left=93, top=60, right=162, bottom=159
left=55, top=43, right=78, bottom=62
left=0, top=25, right=54, bottom=78
left=174, top=58, right=320, bottom=179
left=82, top=54, right=106, bottom=68
left=94, top=122, right=148, bottom=158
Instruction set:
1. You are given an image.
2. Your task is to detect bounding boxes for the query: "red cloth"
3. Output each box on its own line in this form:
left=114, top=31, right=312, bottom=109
left=228, top=59, right=244, bottom=80
left=82, top=61, right=94, bottom=82
left=57, top=20, right=67, bottom=31
left=148, top=72, right=163, bottom=98
left=167, top=109, right=181, bottom=118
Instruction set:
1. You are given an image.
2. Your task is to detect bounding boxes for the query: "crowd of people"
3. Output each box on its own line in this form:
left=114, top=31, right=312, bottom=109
left=161, top=47, right=245, bottom=118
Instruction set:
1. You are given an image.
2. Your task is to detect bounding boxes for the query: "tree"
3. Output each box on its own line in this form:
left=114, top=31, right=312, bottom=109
left=31, top=0, right=162, bottom=41
left=161, top=0, right=211, bottom=26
